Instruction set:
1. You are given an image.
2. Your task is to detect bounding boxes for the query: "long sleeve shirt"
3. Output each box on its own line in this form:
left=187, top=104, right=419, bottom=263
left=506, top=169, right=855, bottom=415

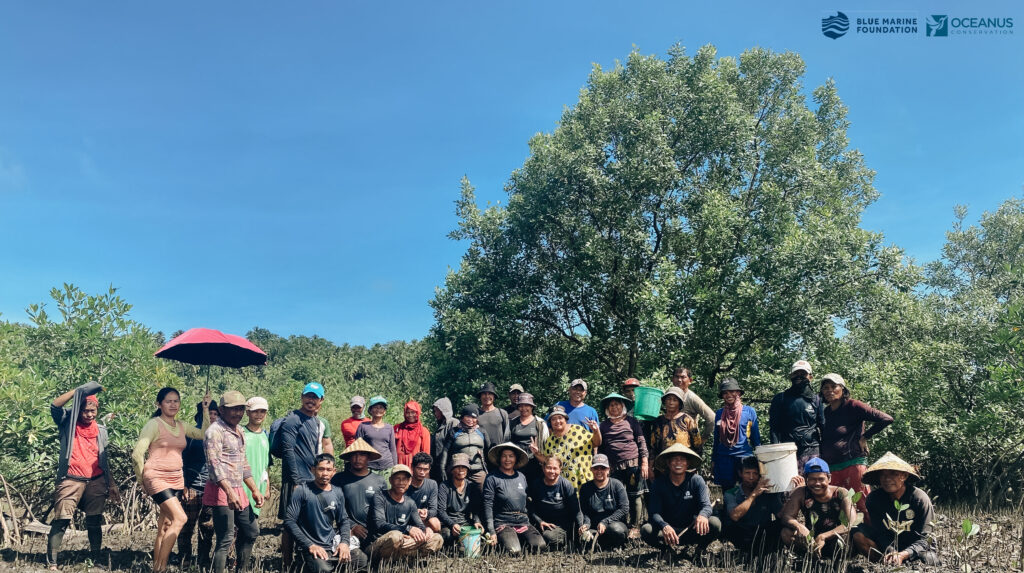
left=528, top=476, right=583, bottom=529
left=204, top=419, right=253, bottom=488
left=599, top=416, right=649, bottom=467
left=437, top=480, right=482, bottom=528
left=723, top=484, right=784, bottom=532
left=368, top=490, right=425, bottom=541
left=483, top=471, right=530, bottom=534
left=647, top=473, right=712, bottom=531
left=477, top=407, right=511, bottom=446
left=821, top=399, right=893, bottom=467
left=681, top=389, right=716, bottom=447
left=769, top=385, right=825, bottom=457
left=52, top=382, right=110, bottom=488
left=284, top=482, right=351, bottom=552
left=331, top=470, right=386, bottom=528
left=407, top=479, right=439, bottom=519
left=578, top=478, right=629, bottom=527
left=182, top=430, right=210, bottom=490
left=278, top=410, right=322, bottom=484
left=860, top=486, right=935, bottom=559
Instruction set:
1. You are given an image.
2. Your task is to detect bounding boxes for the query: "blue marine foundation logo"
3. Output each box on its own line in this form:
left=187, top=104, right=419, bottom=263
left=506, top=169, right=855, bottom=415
left=822, top=12, right=850, bottom=38
left=927, top=15, right=948, bottom=36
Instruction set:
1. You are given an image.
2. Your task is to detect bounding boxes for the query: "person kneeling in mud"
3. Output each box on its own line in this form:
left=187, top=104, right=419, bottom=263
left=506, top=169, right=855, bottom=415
left=779, top=458, right=854, bottom=561
left=641, top=444, right=721, bottom=560
left=285, top=454, right=368, bottom=572
left=851, top=452, right=940, bottom=566
left=723, top=456, right=789, bottom=556
left=367, top=464, right=443, bottom=561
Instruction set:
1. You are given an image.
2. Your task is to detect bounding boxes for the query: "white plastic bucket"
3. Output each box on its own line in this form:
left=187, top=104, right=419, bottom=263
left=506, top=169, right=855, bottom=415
left=755, top=443, right=798, bottom=493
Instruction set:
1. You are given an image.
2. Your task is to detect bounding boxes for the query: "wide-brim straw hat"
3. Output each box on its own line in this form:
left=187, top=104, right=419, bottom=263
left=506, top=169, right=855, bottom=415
left=487, top=442, right=530, bottom=469
left=600, top=392, right=633, bottom=412
left=339, top=437, right=382, bottom=461
left=862, top=452, right=921, bottom=486
left=654, top=443, right=702, bottom=472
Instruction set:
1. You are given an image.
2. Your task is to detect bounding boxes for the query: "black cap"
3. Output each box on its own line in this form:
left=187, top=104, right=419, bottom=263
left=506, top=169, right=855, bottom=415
left=460, top=404, right=480, bottom=418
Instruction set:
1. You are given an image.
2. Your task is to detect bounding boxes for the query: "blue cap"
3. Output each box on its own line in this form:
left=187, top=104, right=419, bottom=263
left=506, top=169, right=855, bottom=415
left=803, top=457, right=830, bottom=475
left=302, top=382, right=325, bottom=398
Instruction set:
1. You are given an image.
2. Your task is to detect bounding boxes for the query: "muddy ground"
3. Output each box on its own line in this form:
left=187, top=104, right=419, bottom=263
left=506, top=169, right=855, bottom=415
left=1, top=507, right=1020, bottom=572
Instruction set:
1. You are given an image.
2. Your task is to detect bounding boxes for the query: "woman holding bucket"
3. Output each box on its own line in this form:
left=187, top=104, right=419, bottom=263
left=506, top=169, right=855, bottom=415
left=819, top=373, right=893, bottom=519
left=437, top=453, right=484, bottom=552
left=597, top=393, right=648, bottom=532
left=711, top=378, right=761, bottom=488
left=647, top=387, right=702, bottom=476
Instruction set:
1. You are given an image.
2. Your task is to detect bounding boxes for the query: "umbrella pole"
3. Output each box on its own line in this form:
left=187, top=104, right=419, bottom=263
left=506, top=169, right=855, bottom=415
left=206, top=366, right=210, bottom=395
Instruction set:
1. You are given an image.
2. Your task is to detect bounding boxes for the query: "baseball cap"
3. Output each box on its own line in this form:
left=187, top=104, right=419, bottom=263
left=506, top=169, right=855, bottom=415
left=789, top=360, right=813, bottom=376
left=302, top=382, right=325, bottom=398
left=591, top=454, right=611, bottom=468
left=221, top=390, right=246, bottom=408
left=509, top=384, right=525, bottom=393
left=246, top=396, right=269, bottom=411
left=350, top=395, right=366, bottom=408
left=803, top=457, right=830, bottom=475
left=569, top=378, right=588, bottom=391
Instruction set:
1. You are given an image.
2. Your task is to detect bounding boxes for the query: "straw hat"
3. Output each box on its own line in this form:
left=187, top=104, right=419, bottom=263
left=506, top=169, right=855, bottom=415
left=487, top=442, right=529, bottom=469
left=339, top=437, right=382, bottom=461
left=862, top=452, right=921, bottom=486
left=600, top=392, right=633, bottom=412
left=654, top=443, right=702, bottom=472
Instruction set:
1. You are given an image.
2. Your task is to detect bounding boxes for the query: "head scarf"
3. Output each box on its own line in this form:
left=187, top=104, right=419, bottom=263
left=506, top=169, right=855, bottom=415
left=395, top=400, right=424, bottom=456
left=77, top=395, right=100, bottom=438
left=718, top=395, right=743, bottom=448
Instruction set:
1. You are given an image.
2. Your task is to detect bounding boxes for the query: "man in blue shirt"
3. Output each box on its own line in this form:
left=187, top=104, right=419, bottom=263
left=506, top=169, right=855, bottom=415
left=553, top=379, right=599, bottom=427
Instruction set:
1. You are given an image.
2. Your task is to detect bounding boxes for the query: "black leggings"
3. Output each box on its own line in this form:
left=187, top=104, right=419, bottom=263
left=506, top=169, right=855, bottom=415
left=152, top=488, right=181, bottom=504
left=212, top=505, right=259, bottom=573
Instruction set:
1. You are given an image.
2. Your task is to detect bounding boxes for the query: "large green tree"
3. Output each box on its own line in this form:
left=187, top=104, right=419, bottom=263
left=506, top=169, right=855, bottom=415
left=430, top=45, right=908, bottom=402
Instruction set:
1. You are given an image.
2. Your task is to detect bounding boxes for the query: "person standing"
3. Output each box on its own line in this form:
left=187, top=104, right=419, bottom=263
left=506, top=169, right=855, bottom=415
left=668, top=368, right=716, bottom=452
left=277, top=382, right=327, bottom=569
left=509, top=393, right=548, bottom=484
left=132, top=388, right=210, bottom=573
left=47, top=381, right=121, bottom=569
left=239, top=397, right=270, bottom=561
left=179, top=400, right=219, bottom=568
left=711, top=378, right=761, bottom=488
left=553, top=379, right=599, bottom=427
left=504, top=384, right=524, bottom=420
left=819, top=373, right=893, bottom=518
left=534, top=405, right=601, bottom=490
left=647, top=387, right=702, bottom=476
left=439, top=405, right=491, bottom=493
left=355, top=396, right=397, bottom=477
left=769, top=361, right=825, bottom=469
left=430, top=398, right=458, bottom=482
left=476, top=382, right=511, bottom=449
left=285, top=454, right=368, bottom=572
left=331, top=439, right=386, bottom=550
left=394, top=401, right=431, bottom=467
left=204, top=391, right=264, bottom=573
left=340, top=396, right=366, bottom=448
left=597, top=393, right=648, bottom=532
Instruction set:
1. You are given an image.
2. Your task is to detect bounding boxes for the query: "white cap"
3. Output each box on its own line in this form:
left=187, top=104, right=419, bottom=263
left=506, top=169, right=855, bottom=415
left=246, top=396, right=269, bottom=411
left=789, top=360, right=813, bottom=376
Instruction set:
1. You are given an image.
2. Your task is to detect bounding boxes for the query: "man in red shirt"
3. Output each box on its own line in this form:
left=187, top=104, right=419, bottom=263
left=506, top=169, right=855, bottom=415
left=48, top=382, right=121, bottom=569
left=340, top=396, right=366, bottom=447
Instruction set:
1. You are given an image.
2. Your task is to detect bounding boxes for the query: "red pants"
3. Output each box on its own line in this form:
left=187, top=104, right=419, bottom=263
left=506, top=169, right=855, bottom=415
left=830, top=464, right=870, bottom=523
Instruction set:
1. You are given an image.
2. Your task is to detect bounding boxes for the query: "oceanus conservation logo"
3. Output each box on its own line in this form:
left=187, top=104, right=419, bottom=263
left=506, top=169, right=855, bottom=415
left=822, top=11, right=850, bottom=38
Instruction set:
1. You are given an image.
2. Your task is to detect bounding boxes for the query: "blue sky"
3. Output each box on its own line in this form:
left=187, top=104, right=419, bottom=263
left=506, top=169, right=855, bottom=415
left=1, top=1, right=1021, bottom=345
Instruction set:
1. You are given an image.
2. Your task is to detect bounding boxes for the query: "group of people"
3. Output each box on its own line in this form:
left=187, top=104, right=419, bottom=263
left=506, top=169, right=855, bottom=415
left=46, top=359, right=938, bottom=572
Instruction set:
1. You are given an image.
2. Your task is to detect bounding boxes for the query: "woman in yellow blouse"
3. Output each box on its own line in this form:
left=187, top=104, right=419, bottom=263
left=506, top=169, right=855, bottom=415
left=532, top=405, right=601, bottom=489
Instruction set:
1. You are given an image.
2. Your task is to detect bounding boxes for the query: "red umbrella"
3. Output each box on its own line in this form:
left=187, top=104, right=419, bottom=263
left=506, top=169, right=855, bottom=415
left=155, top=328, right=267, bottom=391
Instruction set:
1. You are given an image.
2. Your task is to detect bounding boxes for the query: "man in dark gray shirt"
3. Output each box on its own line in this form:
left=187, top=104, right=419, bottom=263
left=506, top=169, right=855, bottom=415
left=331, top=438, right=386, bottom=547
left=407, top=452, right=441, bottom=533
left=368, top=464, right=443, bottom=560
left=284, top=454, right=367, bottom=572
left=476, top=382, right=511, bottom=449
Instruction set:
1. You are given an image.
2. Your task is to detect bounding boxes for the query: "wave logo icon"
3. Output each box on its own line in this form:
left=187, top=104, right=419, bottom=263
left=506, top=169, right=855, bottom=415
left=822, top=11, right=850, bottom=39
left=926, top=14, right=948, bottom=36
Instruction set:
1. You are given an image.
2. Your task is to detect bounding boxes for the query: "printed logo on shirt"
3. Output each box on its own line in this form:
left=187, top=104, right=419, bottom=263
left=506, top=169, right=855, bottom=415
left=518, top=483, right=524, bottom=490
left=905, top=509, right=915, bottom=519
left=325, top=501, right=337, bottom=511
left=684, top=491, right=693, bottom=500
left=805, top=405, right=815, bottom=414
left=398, top=513, right=408, bottom=524
left=554, top=493, right=562, bottom=501
left=606, top=495, right=613, bottom=503
left=366, top=487, right=374, bottom=495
